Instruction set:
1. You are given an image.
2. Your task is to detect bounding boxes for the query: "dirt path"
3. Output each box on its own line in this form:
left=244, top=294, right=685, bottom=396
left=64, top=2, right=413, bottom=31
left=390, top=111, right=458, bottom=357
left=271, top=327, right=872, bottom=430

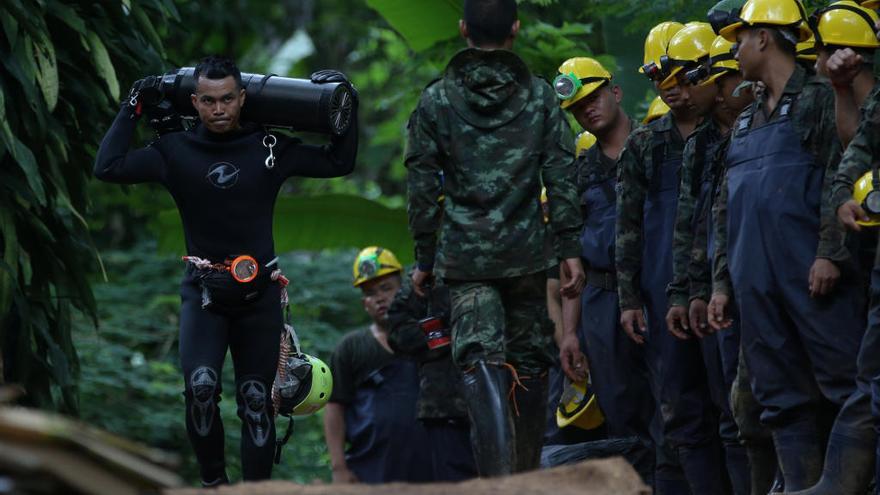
left=165, top=457, right=650, bottom=495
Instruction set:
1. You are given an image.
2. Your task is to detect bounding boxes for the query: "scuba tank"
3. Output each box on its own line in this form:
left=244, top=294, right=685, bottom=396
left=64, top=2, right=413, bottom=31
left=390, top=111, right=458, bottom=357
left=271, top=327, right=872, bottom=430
left=143, top=68, right=355, bottom=136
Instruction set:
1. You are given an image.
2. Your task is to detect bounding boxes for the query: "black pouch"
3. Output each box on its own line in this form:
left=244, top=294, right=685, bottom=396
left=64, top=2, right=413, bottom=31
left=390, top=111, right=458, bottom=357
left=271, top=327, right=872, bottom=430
left=198, top=269, right=271, bottom=313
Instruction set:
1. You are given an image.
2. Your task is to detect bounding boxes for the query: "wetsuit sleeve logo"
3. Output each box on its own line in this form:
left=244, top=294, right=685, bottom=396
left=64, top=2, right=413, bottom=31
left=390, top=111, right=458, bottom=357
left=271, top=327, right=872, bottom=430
left=206, top=162, right=240, bottom=189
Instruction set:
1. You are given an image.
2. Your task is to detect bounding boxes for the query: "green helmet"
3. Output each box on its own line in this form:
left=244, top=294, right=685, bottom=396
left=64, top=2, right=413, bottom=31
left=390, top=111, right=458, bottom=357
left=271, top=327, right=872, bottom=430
left=273, top=327, right=333, bottom=417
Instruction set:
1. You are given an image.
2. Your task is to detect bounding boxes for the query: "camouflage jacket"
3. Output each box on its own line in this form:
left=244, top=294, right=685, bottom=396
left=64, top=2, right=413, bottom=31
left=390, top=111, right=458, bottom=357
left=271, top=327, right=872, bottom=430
left=405, top=48, right=581, bottom=280
left=667, top=118, right=724, bottom=308
left=386, top=274, right=467, bottom=420
left=713, top=65, right=845, bottom=295
left=830, top=83, right=880, bottom=212
left=615, top=112, right=686, bottom=310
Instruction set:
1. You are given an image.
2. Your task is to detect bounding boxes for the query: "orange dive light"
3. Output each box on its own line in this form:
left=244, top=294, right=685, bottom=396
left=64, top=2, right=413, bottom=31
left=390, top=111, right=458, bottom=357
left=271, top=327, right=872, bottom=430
left=230, top=255, right=259, bottom=283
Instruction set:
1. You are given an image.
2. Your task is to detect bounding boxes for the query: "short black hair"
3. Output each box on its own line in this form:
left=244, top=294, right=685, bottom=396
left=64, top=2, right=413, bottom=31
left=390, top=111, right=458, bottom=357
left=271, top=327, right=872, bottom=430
left=767, top=27, right=797, bottom=56
left=194, top=55, right=243, bottom=89
left=463, top=0, right=518, bottom=46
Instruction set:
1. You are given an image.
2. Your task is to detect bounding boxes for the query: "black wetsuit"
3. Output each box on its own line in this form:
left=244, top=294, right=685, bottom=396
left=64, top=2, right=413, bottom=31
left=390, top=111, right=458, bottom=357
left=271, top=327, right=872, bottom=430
left=94, top=104, right=357, bottom=481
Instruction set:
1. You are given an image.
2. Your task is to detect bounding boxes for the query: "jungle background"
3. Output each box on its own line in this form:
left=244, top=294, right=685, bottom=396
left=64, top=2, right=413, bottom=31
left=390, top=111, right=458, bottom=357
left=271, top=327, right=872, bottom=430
left=0, top=0, right=826, bottom=485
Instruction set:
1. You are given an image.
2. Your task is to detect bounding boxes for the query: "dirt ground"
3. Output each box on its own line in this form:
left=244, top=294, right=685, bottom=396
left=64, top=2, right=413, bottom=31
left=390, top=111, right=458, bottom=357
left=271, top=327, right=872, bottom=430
left=165, top=457, right=651, bottom=495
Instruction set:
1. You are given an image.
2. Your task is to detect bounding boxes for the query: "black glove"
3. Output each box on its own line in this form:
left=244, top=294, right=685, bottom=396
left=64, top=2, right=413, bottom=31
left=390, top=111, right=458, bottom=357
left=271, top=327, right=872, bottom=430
left=125, top=75, right=163, bottom=108
left=311, top=69, right=359, bottom=107
left=310, top=69, right=349, bottom=84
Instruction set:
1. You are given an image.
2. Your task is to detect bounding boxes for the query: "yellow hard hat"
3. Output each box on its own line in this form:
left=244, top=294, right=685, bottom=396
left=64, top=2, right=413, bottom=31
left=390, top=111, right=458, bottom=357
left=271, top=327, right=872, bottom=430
left=860, top=0, right=880, bottom=11
left=555, top=58, right=613, bottom=110
left=719, top=0, right=812, bottom=43
left=810, top=1, right=880, bottom=49
left=854, top=171, right=880, bottom=227
left=796, top=33, right=818, bottom=61
left=700, top=35, right=741, bottom=85
left=576, top=131, right=598, bottom=157
left=556, top=378, right=605, bottom=431
left=643, top=96, right=671, bottom=124
left=641, top=21, right=685, bottom=80
left=660, top=22, right=718, bottom=90
left=352, top=246, right=403, bottom=287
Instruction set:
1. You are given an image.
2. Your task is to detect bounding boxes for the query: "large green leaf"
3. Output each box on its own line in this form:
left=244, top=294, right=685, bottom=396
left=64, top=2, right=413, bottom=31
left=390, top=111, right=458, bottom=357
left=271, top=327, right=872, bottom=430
left=365, top=0, right=461, bottom=52
left=1, top=121, right=47, bottom=206
left=34, top=35, right=59, bottom=111
left=154, top=194, right=415, bottom=264
left=85, top=31, right=120, bottom=101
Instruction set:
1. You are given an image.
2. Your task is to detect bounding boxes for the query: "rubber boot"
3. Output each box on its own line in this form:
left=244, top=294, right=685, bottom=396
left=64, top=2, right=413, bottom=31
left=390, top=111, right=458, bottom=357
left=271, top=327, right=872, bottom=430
left=678, top=441, right=729, bottom=495
left=201, top=472, right=229, bottom=488
left=768, top=469, right=784, bottom=494
left=785, top=433, right=875, bottom=495
left=745, top=442, right=779, bottom=495
left=771, top=420, right=823, bottom=491
left=462, top=360, right=515, bottom=477
left=724, top=444, right=750, bottom=495
left=513, top=373, right=548, bottom=473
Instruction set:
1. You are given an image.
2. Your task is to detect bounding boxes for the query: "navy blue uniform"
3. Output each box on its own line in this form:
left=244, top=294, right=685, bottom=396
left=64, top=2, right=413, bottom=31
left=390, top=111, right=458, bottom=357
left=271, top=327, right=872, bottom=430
left=716, top=66, right=869, bottom=490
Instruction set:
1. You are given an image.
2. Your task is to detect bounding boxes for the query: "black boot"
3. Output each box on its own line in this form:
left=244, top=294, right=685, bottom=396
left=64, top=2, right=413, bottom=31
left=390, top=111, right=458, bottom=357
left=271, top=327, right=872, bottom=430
left=462, top=361, right=515, bottom=477
left=771, top=420, right=822, bottom=491
left=785, top=432, right=875, bottom=495
left=512, top=373, right=548, bottom=473
left=768, top=469, right=784, bottom=494
left=201, top=473, right=229, bottom=488
left=745, top=441, right=779, bottom=495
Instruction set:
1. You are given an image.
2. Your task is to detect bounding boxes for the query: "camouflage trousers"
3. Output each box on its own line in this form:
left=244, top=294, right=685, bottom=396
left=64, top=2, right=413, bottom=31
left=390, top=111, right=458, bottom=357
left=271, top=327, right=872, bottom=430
left=446, top=271, right=555, bottom=376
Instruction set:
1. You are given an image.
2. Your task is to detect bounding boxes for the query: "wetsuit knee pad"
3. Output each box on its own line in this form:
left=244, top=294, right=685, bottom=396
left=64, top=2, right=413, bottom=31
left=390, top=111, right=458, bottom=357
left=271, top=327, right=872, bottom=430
left=184, top=366, right=222, bottom=437
left=236, top=375, right=273, bottom=448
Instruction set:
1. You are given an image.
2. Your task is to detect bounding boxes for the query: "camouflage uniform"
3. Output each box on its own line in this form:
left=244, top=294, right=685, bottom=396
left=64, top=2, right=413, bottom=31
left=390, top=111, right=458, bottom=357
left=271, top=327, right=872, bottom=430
left=405, top=48, right=581, bottom=375
left=386, top=275, right=467, bottom=420
left=712, top=64, right=870, bottom=489
left=668, top=118, right=723, bottom=308
left=386, top=274, right=477, bottom=481
left=615, top=111, right=721, bottom=489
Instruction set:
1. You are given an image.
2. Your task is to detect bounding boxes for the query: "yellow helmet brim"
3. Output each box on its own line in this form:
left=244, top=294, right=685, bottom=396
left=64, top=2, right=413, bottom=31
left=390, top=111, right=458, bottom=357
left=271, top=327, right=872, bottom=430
left=560, top=80, right=608, bottom=110
left=555, top=380, right=605, bottom=430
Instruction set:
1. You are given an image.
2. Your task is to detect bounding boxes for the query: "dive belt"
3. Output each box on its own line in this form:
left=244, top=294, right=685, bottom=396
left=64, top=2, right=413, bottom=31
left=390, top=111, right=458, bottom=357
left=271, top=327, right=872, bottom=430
left=182, top=255, right=289, bottom=311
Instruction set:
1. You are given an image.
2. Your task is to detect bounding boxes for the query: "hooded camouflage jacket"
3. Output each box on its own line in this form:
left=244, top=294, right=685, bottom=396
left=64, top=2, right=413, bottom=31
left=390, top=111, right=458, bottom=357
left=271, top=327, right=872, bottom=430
left=405, top=48, right=581, bottom=280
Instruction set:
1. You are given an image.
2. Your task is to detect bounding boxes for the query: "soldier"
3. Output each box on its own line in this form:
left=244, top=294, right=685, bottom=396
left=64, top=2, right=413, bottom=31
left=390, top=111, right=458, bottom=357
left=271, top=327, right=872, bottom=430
left=386, top=270, right=477, bottom=481
left=663, top=24, right=751, bottom=494
left=617, top=20, right=725, bottom=494
left=553, top=57, right=657, bottom=485
left=708, top=0, right=872, bottom=491
left=405, top=0, right=584, bottom=476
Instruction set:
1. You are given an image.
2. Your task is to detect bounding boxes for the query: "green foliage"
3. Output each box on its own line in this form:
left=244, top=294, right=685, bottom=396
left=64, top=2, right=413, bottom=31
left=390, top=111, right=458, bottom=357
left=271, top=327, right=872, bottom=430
left=153, top=194, right=415, bottom=265
left=0, top=0, right=174, bottom=411
left=76, top=243, right=371, bottom=484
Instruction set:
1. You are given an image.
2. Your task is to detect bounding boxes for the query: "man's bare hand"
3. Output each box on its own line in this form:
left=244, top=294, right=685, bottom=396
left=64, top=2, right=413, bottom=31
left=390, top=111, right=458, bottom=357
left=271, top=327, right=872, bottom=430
left=411, top=268, right=433, bottom=298
left=620, top=308, right=647, bottom=345
left=559, top=332, right=589, bottom=382
left=666, top=305, right=691, bottom=340
left=707, top=293, right=733, bottom=331
left=560, top=257, right=586, bottom=299
left=689, top=298, right=712, bottom=338
left=809, top=258, right=840, bottom=298
left=838, top=200, right=868, bottom=232
left=826, top=48, right=863, bottom=89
